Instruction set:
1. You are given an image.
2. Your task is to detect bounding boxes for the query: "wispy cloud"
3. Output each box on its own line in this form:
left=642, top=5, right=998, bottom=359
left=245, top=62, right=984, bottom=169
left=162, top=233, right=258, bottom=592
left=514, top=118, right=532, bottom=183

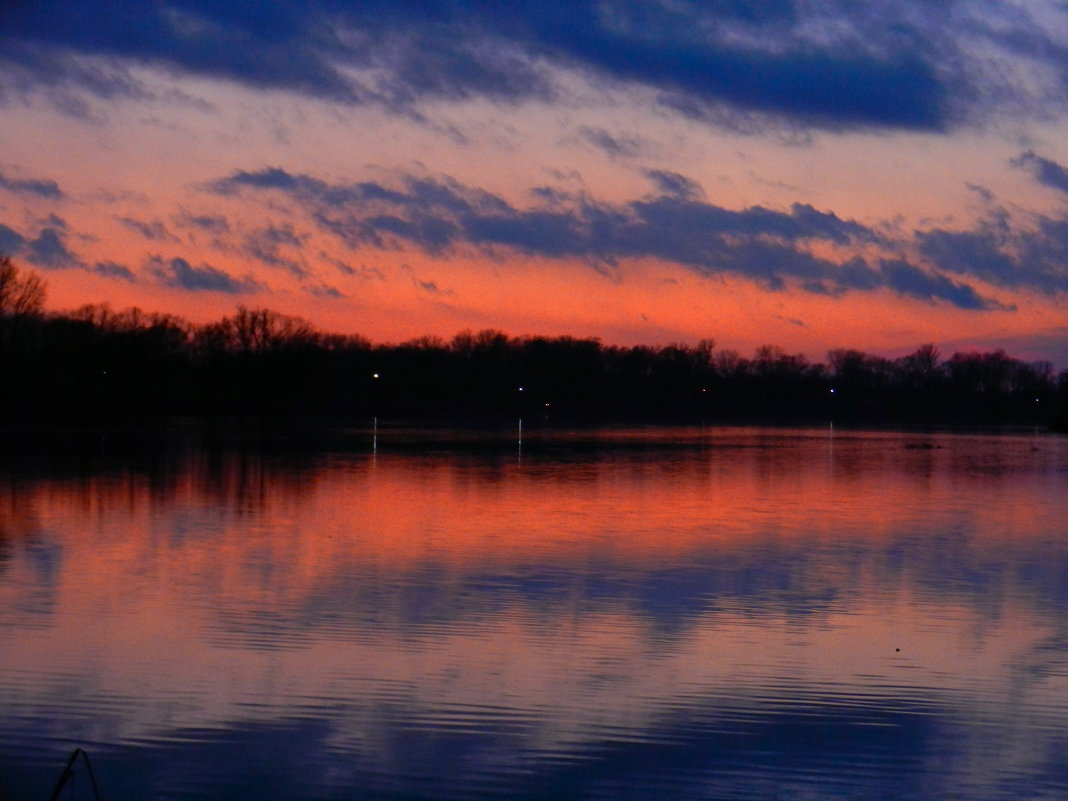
left=241, top=223, right=309, bottom=278
left=4, top=1, right=1066, bottom=131
left=1012, top=151, right=1068, bottom=195
left=0, top=222, right=79, bottom=268
left=643, top=170, right=705, bottom=200
left=918, top=219, right=1068, bottom=297
left=208, top=165, right=1016, bottom=310
left=92, top=260, right=137, bottom=281
left=174, top=211, right=231, bottom=235
left=0, top=169, right=64, bottom=199
left=117, top=216, right=180, bottom=242
left=304, top=283, right=345, bottom=299
left=0, top=219, right=142, bottom=283
left=579, top=127, right=650, bottom=159
left=146, top=255, right=262, bottom=294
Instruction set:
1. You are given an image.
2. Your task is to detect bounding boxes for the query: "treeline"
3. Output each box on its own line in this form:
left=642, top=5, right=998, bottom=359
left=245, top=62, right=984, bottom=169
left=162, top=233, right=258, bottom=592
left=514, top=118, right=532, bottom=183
left=2, top=258, right=1067, bottom=427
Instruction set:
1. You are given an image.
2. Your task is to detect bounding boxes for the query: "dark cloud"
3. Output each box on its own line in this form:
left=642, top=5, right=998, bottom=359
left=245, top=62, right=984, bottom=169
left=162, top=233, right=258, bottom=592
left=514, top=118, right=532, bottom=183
left=175, top=211, right=231, bottom=234
left=879, top=258, right=1010, bottom=311
left=0, top=4, right=359, bottom=106
left=92, top=260, right=136, bottom=281
left=1, top=220, right=139, bottom=282
left=376, top=32, right=552, bottom=105
left=579, top=127, right=648, bottom=159
left=627, top=197, right=875, bottom=248
left=0, top=40, right=148, bottom=114
left=463, top=210, right=587, bottom=258
left=644, top=170, right=705, bottom=200
left=26, top=227, right=77, bottom=267
left=413, top=278, right=454, bottom=297
left=539, top=3, right=949, bottom=129
left=209, top=165, right=1007, bottom=310
left=256, top=223, right=305, bottom=248
left=0, top=224, right=27, bottom=254
left=37, top=213, right=69, bottom=230
left=241, top=223, right=308, bottom=277
left=3, top=1, right=1065, bottom=131
left=117, top=216, right=179, bottom=242
left=146, top=255, right=261, bottom=293
left=320, top=252, right=355, bottom=275
left=0, top=169, right=63, bottom=199
left=0, top=221, right=75, bottom=268
left=918, top=216, right=1068, bottom=296
left=529, top=185, right=575, bottom=205
left=305, top=284, right=345, bottom=298
left=1012, top=151, right=1068, bottom=195
left=210, top=167, right=424, bottom=208
left=319, top=252, right=384, bottom=281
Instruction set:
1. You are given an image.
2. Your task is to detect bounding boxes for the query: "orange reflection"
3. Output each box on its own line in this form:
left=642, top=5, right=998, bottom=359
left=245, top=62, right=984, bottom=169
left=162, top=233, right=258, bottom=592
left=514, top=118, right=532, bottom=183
left=1, top=428, right=1066, bottom=751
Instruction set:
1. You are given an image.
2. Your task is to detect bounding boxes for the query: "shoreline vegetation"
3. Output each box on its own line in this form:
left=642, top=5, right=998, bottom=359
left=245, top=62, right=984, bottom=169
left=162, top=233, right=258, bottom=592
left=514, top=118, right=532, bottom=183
left=2, top=257, right=1067, bottom=431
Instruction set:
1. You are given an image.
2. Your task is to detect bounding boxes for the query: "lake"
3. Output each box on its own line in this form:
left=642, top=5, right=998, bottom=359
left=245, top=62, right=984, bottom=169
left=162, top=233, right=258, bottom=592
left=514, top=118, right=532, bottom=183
left=2, top=423, right=1067, bottom=800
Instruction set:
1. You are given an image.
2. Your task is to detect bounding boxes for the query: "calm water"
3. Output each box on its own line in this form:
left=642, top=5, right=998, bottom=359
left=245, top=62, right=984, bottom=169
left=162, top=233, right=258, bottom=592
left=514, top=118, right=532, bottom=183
left=2, top=424, right=1067, bottom=801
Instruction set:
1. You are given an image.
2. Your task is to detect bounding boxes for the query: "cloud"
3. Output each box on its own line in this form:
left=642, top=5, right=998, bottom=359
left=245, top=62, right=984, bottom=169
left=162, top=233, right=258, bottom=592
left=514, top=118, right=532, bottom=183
left=241, top=223, right=309, bottom=278
left=0, top=220, right=140, bottom=282
left=209, top=165, right=1008, bottom=310
left=26, top=227, right=77, bottom=267
left=319, top=252, right=384, bottom=281
left=305, top=284, right=346, bottom=299
left=175, top=211, right=231, bottom=235
left=0, top=169, right=63, bottom=199
left=92, top=260, right=137, bottom=281
left=0, top=4, right=358, bottom=107
left=0, top=219, right=83, bottom=270
left=146, top=255, right=261, bottom=293
left=879, top=258, right=1011, bottom=311
left=411, top=277, right=455, bottom=298
left=629, top=197, right=875, bottom=246
left=917, top=216, right=1068, bottom=296
left=541, top=4, right=948, bottom=130
left=0, top=40, right=149, bottom=116
left=0, top=224, right=27, bottom=254
left=579, top=127, right=649, bottom=159
left=117, top=216, right=180, bottom=242
left=374, top=31, right=553, bottom=106
left=3, top=1, right=1066, bottom=131
left=644, top=170, right=705, bottom=200
left=1012, top=151, right=1068, bottom=195
left=0, top=221, right=73, bottom=267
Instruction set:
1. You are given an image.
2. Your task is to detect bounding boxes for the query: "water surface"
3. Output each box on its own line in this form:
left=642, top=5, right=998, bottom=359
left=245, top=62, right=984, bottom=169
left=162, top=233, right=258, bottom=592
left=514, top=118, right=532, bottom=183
left=2, top=425, right=1067, bottom=800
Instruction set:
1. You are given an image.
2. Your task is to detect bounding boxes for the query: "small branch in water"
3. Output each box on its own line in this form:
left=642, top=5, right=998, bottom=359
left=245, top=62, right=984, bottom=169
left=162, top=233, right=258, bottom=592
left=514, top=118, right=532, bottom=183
left=48, top=748, right=103, bottom=801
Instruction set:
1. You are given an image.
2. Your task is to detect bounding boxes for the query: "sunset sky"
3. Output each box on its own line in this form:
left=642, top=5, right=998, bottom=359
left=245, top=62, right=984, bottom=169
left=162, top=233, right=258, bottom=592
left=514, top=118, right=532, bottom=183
left=1, top=0, right=1067, bottom=364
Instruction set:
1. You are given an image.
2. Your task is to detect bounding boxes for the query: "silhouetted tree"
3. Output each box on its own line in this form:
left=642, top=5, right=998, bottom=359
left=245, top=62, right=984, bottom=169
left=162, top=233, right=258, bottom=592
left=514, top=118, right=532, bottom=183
left=0, top=256, right=48, bottom=406
left=900, top=343, right=941, bottom=380
left=0, top=255, right=46, bottom=318
left=1, top=273, right=1063, bottom=428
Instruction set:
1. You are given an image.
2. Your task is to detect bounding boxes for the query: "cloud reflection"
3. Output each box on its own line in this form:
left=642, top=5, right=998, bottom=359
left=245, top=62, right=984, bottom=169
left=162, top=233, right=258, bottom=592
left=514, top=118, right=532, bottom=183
left=1, top=428, right=1067, bottom=800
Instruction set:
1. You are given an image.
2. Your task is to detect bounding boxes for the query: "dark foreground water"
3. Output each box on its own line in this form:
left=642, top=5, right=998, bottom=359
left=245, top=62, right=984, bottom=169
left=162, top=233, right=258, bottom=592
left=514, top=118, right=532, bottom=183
left=2, top=424, right=1067, bottom=800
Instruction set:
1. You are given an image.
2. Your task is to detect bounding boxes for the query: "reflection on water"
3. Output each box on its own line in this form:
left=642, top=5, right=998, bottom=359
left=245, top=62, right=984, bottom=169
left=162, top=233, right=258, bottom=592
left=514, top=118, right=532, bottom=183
left=1, top=425, right=1067, bottom=800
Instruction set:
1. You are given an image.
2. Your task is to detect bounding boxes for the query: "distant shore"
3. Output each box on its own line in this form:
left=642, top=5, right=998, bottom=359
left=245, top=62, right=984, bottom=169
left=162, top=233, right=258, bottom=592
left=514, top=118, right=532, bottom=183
left=1, top=255, right=1065, bottom=432
left=3, top=303, right=1066, bottom=431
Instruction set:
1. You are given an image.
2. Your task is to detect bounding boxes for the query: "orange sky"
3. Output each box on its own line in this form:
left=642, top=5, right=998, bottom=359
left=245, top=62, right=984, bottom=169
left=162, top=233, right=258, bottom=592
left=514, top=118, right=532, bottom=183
left=1, top=2, right=1067, bottom=364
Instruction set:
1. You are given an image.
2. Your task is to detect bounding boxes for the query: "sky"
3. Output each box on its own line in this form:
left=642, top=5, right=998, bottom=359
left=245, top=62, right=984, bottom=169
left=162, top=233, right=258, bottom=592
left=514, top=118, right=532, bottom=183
left=1, top=0, right=1067, bottom=365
